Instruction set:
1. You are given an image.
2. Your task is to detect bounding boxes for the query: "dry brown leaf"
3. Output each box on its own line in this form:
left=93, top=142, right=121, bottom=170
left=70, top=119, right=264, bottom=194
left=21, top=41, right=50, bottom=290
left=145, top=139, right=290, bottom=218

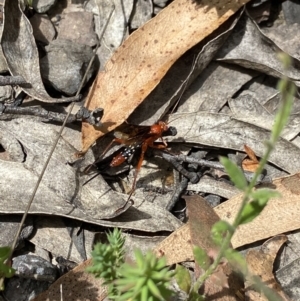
left=217, top=12, right=300, bottom=85
left=153, top=223, right=193, bottom=265
left=168, top=112, right=300, bottom=174
left=32, top=259, right=107, bottom=301
left=185, top=195, right=243, bottom=301
left=156, top=172, right=300, bottom=268
left=154, top=196, right=243, bottom=300
left=215, top=173, right=300, bottom=248
left=242, top=144, right=259, bottom=172
left=245, top=235, right=292, bottom=301
left=153, top=196, right=220, bottom=265
left=185, top=195, right=220, bottom=253
left=81, top=0, right=251, bottom=154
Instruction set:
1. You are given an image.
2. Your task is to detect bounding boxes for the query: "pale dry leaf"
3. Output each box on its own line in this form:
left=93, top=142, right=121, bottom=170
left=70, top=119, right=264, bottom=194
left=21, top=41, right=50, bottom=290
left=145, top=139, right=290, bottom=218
left=185, top=195, right=220, bottom=254
left=155, top=173, right=300, bottom=261
left=228, top=91, right=275, bottom=135
left=229, top=91, right=300, bottom=141
left=188, top=175, right=240, bottom=199
left=168, top=112, right=300, bottom=173
left=215, top=173, right=300, bottom=248
left=261, top=23, right=300, bottom=61
left=81, top=0, right=251, bottom=154
left=245, top=235, right=291, bottom=301
left=229, top=91, right=272, bottom=120
left=30, top=217, right=95, bottom=263
left=123, top=233, right=166, bottom=262
left=32, top=259, right=107, bottom=301
left=154, top=196, right=243, bottom=300
left=276, top=255, right=300, bottom=299
left=94, top=0, right=134, bottom=68
left=217, top=12, right=300, bottom=85
left=2, top=0, right=76, bottom=103
left=178, top=62, right=257, bottom=114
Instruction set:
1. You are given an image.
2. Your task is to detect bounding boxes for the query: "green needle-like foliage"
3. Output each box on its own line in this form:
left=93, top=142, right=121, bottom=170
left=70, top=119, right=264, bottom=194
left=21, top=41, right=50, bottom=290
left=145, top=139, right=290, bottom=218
left=114, top=250, right=174, bottom=301
left=88, top=229, right=174, bottom=300
left=87, top=228, right=125, bottom=296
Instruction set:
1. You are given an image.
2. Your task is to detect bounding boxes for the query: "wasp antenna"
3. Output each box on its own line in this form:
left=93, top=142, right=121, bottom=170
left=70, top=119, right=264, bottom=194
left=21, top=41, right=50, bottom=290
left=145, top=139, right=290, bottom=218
left=162, top=55, right=198, bottom=120
left=166, top=113, right=189, bottom=125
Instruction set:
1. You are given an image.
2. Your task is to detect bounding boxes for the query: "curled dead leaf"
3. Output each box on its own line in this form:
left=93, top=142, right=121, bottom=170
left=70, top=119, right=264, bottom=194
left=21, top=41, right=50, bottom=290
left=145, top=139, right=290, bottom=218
left=242, top=144, right=260, bottom=172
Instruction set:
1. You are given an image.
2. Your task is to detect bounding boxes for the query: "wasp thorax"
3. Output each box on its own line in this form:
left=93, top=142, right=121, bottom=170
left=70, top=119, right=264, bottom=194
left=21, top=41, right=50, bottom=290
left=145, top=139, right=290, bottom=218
left=150, top=121, right=168, bottom=135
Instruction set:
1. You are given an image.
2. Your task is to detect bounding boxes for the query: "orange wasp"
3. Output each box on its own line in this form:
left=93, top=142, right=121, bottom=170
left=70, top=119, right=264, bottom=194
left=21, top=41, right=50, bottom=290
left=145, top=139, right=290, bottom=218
left=88, top=121, right=177, bottom=201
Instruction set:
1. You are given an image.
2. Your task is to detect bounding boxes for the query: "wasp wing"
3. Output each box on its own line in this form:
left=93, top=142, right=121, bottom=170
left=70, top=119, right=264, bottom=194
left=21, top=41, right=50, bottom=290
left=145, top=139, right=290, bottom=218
left=113, top=124, right=152, bottom=146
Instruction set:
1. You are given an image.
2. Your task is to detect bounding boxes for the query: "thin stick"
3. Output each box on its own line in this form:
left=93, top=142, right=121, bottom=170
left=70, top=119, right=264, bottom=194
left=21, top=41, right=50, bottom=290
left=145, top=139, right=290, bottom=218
left=1, top=5, right=115, bottom=285
left=0, top=104, right=103, bottom=125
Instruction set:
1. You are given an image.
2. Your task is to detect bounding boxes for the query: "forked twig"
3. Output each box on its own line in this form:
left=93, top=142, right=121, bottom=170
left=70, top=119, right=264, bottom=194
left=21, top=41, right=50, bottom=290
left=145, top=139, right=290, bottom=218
left=162, top=153, right=267, bottom=183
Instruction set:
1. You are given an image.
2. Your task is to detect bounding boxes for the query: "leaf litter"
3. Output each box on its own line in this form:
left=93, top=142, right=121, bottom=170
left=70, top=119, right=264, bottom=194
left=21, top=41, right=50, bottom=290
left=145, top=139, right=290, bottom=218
left=2, top=0, right=79, bottom=103
left=154, top=195, right=244, bottom=300
left=0, top=117, right=181, bottom=231
left=245, top=235, right=291, bottom=301
left=80, top=0, right=251, bottom=154
left=155, top=171, right=300, bottom=255
left=185, top=195, right=243, bottom=300
left=168, top=112, right=300, bottom=173
left=128, top=9, right=244, bottom=125
left=31, top=258, right=107, bottom=301
left=3, top=0, right=300, bottom=300
left=216, top=11, right=300, bottom=85
left=215, top=172, right=300, bottom=248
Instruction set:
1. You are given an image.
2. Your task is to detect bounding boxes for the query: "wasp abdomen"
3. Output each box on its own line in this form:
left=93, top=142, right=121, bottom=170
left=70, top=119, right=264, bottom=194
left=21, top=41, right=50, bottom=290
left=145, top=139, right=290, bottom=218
left=110, top=145, right=137, bottom=167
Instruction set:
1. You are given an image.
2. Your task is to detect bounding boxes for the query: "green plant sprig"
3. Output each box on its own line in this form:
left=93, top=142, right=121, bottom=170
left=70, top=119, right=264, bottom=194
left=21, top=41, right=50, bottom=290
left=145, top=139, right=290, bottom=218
left=113, top=249, right=174, bottom=301
left=0, top=246, right=15, bottom=291
left=88, top=228, right=174, bottom=301
left=86, top=228, right=126, bottom=296
left=192, top=53, right=296, bottom=298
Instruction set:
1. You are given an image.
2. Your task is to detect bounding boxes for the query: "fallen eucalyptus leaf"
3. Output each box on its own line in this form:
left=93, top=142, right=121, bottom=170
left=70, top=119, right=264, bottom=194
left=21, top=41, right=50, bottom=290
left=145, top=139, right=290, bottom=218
left=188, top=175, right=240, bottom=199
left=129, top=9, right=244, bottom=125
left=215, top=173, right=300, bottom=247
left=245, top=235, right=291, bottom=301
left=229, top=92, right=300, bottom=141
left=30, top=217, right=95, bottom=263
left=178, top=62, right=256, bottom=114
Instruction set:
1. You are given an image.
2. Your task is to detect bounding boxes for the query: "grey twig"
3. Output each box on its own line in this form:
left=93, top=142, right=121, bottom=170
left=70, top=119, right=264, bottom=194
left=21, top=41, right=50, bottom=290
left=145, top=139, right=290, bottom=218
left=165, top=151, right=205, bottom=211
left=166, top=170, right=188, bottom=211
left=160, top=152, right=200, bottom=184
left=0, top=104, right=104, bottom=125
left=0, top=75, right=27, bottom=86
left=168, top=153, right=225, bottom=171
left=163, top=152, right=267, bottom=184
